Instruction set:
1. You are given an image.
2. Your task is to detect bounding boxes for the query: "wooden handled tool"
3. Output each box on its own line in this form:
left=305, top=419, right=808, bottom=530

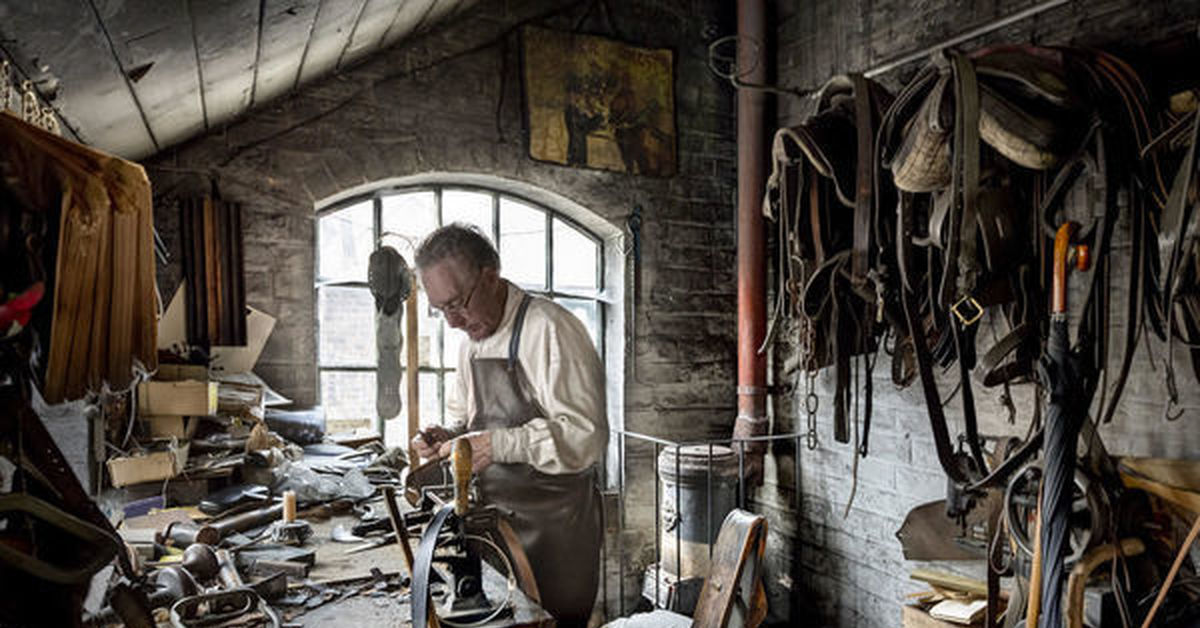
left=382, top=485, right=439, bottom=628
left=452, top=438, right=473, bottom=516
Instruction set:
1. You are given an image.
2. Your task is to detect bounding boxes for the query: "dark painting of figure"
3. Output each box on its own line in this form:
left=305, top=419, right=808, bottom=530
left=522, top=27, right=676, bottom=177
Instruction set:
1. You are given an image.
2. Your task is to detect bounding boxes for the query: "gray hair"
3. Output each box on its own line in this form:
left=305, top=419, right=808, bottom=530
left=415, top=222, right=500, bottom=273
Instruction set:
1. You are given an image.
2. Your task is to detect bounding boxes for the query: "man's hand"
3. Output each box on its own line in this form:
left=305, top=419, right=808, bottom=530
left=412, top=425, right=456, bottom=461
left=438, top=431, right=493, bottom=473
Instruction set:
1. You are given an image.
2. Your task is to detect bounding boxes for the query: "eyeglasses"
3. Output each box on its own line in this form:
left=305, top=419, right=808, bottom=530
left=429, top=273, right=481, bottom=319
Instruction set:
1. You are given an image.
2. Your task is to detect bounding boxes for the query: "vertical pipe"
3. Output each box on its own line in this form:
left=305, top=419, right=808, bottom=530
left=654, top=442, right=661, bottom=607
left=734, top=0, right=769, bottom=457
left=618, top=433, right=626, bottom=615
left=707, top=444, right=714, bottom=560
left=674, top=445, right=681, bottom=579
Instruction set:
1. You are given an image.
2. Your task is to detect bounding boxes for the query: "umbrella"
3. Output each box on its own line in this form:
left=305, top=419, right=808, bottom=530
left=1033, top=222, right=1089, bottom=628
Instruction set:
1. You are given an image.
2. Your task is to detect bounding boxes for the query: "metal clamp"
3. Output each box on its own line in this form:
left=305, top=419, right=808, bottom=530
left=169, top=588, right=280, bottom=627
left=951, top=295, right=984, bottom=326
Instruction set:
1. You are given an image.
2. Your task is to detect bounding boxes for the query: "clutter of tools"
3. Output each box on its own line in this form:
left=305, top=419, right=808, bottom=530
left=766, top=44, right=1200, bottom=626
left=3, top=344, right=538, bottom=627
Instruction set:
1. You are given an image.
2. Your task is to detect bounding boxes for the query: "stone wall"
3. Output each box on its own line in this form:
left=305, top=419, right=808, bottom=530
left=146, top=0, right=738, bottom=617
left=148, top=0, right=738, bottom=426
left=756, top=1, right=1200, bottom=626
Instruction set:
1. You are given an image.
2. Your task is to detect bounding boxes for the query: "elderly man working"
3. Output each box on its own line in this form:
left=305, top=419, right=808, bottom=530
left=410, top=223, right=607, bottom=627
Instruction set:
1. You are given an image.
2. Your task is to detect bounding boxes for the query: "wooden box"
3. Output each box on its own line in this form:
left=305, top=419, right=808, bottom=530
left=137, top=380, right=218, bottom=416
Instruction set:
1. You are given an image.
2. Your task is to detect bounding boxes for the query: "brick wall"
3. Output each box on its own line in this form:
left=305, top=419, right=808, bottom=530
left=759, top=1, right=1200, bottom=626
left=148, top=0, right=737, bottom=414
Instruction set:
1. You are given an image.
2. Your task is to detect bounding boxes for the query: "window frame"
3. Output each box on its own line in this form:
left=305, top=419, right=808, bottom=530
left=314, top=184, right=607, bottom=437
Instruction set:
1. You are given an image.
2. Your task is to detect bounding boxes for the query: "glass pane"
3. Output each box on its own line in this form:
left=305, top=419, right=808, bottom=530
left=499, top=198, right=547, bottom=289
left=320, top=370, right=376, bottom=433
left=387, top=371, right=445, bottom=448
left=444, top=370, right=459, bottom=422
left=442, top=190, right=494, bottom=237
left=554, top=297, right=600, bottom=349
left=553, top=218, right=598, bottom=293
left=381, top=191, right=436, bottom=258
left=400, top=290, right=440, bottom=368
left=318, top=200, right=373, bottom=282
left=318, top=287, right=376, bottom=367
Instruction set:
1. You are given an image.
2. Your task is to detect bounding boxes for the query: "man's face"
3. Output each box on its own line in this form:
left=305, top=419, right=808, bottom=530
left=420, top=257, right=503, bottom=341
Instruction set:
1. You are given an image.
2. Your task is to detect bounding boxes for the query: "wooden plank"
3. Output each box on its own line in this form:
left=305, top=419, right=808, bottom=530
left=406, top=288, right=419, bottom=461
left=135, top=165, right=157, bottom=371
left=203, top=196, right=219, bottom=344
left=108, top=209, right=137, bottom=391
left=380, top=0, right=438, bottom=49
left=0, top=2, right=154, bottom=157
left=88, top=194, right=112, bottom=392
left=253, top=0, right=322, bottom=106
left=337, top=0, right=403, bottom=69
left=909, top=569, right=989, bottom=597
left=189, top=0, right=259, bottom=129
left=90, top=0, right=206, bottom=153
left=296, top=0, right=369, bottom=86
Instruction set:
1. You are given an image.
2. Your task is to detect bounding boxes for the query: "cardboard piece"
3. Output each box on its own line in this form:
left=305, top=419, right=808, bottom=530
left=156, top=364, right=209, bottom=381
left=902, top=605, right=970, bottom=628
left=929, top=599, right=987, bottom=625
left=157, top=283, right=276, bottom=374
left=137, top=380, right=218, bottom=416
left=142, top=415, right=198, bottom=440
left=107, top=442, right=189, bottom=488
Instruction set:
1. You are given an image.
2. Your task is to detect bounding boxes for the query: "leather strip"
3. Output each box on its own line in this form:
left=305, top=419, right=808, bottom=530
left=851, top=73, right=874, bottom=286
left=979, top=323, right=1036, bottom=388
left=506, top=293, right=534, bottom=372
left=412, top=504, right=455, bottom=628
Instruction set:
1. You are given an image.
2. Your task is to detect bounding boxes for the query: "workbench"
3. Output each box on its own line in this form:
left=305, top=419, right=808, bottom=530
left=278, top=514, right=555, bottom=628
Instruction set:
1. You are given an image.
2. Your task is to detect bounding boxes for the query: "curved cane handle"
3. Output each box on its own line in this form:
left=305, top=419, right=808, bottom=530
left=1052, top=222, right=1089, bottom=315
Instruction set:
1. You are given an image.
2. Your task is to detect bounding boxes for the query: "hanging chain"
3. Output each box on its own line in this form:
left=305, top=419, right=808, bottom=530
left=40, top=106, right=59, bottom=135
left=802, top=316, right=820, bottom=450
left=0, top=60, right=12, bottom=113
left=20, top=80, right=37, bottom=123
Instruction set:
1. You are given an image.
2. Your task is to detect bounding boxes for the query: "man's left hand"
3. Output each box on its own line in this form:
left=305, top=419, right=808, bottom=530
left=438, top=431, right=494, bottom=473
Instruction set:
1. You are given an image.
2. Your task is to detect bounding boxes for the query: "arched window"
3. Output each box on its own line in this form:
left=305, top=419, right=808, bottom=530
left=316, top=184, right=609, bottom=447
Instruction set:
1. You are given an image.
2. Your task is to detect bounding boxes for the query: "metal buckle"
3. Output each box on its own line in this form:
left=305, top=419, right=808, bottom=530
left=951, top=295, right=984, bottom=326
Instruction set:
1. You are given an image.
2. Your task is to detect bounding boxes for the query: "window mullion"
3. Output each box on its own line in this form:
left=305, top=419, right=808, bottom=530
left=545, top=210, right=553, bottom=292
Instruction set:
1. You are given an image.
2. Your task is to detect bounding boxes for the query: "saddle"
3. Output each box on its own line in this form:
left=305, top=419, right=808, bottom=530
left=765, top=74, right=894, bottom=448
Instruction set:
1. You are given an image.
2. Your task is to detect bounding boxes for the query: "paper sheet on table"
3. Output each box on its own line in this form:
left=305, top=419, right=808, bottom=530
left=157, top=282, right=276, bottom=374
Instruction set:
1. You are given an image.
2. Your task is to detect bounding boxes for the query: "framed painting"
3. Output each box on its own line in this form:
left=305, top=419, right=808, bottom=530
left=521, top=26, right=676, bottom=177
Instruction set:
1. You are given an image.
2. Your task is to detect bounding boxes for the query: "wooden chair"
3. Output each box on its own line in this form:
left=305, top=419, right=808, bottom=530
left=604, top=509, right=768, bottom=628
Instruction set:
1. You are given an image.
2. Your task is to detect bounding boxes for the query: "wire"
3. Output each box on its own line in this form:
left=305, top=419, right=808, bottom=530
left=437, top=533, right=516, bottom=628
left=706, top=35, right=808, bottom=98
left=1139, top=511, right=1200, bottom=628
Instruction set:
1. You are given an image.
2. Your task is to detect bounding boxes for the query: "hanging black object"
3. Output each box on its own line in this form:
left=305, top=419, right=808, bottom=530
left=370, top=245, right=411, bottom=422
left=368, top=246, right=412, bottom=316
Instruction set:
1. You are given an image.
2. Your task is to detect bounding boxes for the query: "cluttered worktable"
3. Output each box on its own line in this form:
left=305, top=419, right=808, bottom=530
left=100, top=438, right=555, bottom=628
left=272, top=511, right=553, bottom=627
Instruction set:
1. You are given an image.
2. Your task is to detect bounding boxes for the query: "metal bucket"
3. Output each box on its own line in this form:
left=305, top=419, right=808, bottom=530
left=657, top=445, right=740, bottom=580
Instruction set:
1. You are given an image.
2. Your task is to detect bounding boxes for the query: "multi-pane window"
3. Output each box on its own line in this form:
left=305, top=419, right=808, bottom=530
left=316, top=187, right=605, bottom=447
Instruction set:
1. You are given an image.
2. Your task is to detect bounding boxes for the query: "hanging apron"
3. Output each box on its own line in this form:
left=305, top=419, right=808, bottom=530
left=468, top=294, right=602, bottom=627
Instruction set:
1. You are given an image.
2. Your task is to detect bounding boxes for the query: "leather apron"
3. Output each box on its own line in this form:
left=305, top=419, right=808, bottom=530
left=468, top=294, right=602, bottom=627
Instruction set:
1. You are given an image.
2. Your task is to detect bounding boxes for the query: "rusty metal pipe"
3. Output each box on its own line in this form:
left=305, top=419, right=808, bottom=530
left=735, top=0, right=769, bottom=454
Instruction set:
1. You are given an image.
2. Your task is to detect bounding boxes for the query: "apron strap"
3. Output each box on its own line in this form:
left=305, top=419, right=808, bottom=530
left=507, top=294, right=534, bottom=371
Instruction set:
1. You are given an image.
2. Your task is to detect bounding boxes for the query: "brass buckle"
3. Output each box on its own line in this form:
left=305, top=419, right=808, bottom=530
left=951, top=295, right=984, bottom=326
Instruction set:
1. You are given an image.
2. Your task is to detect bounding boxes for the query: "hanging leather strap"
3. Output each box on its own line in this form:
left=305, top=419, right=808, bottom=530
left=851, top=73, right=875, bottom=288
left=507, top=293, right=534, bottom=372
left=897, top=191, right=976, bottom=484
left=412, top=504, right=455, bottom=628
